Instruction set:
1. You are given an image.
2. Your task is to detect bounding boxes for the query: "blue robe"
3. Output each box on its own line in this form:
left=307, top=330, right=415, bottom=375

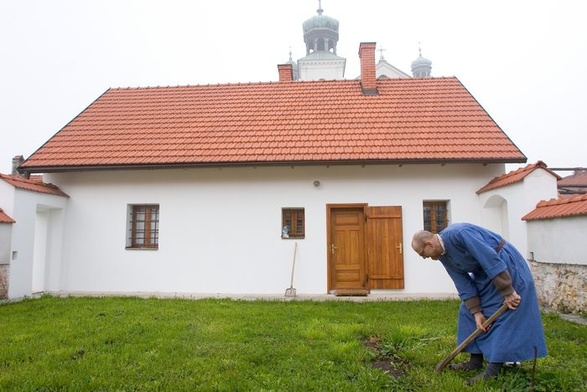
left=438, top=223, right=547, bottom=363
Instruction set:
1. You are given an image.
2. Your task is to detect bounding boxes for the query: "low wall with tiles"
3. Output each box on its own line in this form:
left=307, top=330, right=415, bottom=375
left=530, top=260, right=587, bottom=314
left=0, top=264, right=8, bottom=299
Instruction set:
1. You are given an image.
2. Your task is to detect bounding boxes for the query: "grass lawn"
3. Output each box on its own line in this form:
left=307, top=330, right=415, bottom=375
left=1, top=296, right=585, bottom=391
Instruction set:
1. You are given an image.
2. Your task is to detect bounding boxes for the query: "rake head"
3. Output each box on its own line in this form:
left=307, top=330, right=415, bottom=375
left=284, top=287, right=297, bottom=297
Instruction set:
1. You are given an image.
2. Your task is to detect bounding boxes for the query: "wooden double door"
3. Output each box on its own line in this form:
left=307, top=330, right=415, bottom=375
left=327, top=204, right=404, bottom=292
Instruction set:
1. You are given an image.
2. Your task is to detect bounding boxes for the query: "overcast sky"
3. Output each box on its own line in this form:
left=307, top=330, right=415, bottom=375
left=1, top=0, right=586, bottom=175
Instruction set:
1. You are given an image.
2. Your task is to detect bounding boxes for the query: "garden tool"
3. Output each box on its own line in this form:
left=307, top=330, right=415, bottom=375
left=435, top=303, right=508, bottom=372
left=285, top=242, right=298, bottom=297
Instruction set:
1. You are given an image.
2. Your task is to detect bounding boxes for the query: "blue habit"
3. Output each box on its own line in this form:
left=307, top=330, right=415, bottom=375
left=438, top=223, right=547, bottom=363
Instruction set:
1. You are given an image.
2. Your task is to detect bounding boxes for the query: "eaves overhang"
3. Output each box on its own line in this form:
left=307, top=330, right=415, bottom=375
left=19, top=157, right=528, bottom=174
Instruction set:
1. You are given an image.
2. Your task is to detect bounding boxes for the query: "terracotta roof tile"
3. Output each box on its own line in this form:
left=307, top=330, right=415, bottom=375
left=21, top=77, right=526, bottom=172
left=0, top=208, right=15, bottom=224
left=476, top=161, right=560, bottom=194
left=0, top=174, right=69, bottom=197
left=522, top=194, right=587, bottom=220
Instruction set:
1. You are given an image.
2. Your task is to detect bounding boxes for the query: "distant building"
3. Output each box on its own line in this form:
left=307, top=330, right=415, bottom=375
left=289, top=2, right=432, bottom=81
left=297, top=3, right=346, bottom=80
left=411, top=47, right=433, bottom=78
left=557, top=169, right=587, bottom=195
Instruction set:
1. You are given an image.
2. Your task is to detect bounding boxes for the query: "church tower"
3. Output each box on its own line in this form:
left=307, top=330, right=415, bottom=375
left=411, top=47, right=432, bottom=78
left=297, top=1, right=346, bottom=80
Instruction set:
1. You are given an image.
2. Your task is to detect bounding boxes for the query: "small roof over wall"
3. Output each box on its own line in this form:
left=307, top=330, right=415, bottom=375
left=0, top=208, right=15, bottom=224
left=522, top=194, right=587, bottom=221
left=477, top=161, right=560, bottom=194
left=0, top=174, right=69, bottom=197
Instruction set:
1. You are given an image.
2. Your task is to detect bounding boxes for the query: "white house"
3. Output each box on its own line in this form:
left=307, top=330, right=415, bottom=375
left=6, top=42, right=532, bottom=300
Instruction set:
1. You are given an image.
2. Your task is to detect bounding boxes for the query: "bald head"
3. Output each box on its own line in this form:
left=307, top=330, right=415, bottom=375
left=411, top=230, right=444, bottom=260
left=412, top=230, right=434, bottom=250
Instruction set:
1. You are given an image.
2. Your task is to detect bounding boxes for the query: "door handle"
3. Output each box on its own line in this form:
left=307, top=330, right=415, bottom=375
left=331, top=244, right=337, bottom=254
left=396, top=243, right=402, bottom=254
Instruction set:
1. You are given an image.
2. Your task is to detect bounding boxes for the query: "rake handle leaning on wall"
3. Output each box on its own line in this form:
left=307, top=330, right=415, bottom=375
left=435, top=303, right=509, bottom=372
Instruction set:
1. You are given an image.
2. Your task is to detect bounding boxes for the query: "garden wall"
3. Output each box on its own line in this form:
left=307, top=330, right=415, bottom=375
left=530, top=260, right=587, bottom=314
left=0, top=264, right=7, bottom=299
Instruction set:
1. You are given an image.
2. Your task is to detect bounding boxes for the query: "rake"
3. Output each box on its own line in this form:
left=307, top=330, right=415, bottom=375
left=285, top=242, right=298, bottom=297
left=435, top=303, right=509, bottom=372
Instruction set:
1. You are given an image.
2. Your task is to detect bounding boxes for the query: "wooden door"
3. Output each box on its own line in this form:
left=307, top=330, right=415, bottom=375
left=327, top=204, right=404, bottom=292
left=328, top=205, right=367, bottom=291
left=365, top=206, right=404, bottom=289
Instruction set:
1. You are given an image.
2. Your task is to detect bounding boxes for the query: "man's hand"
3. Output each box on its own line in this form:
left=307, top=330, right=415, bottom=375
left=504, top=290, right=521, bottom=310
left=474, top=312, right=488, bottom=332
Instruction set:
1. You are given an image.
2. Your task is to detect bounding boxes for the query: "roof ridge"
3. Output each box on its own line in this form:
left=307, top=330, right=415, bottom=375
left=107, top=75, right=461, bottom=91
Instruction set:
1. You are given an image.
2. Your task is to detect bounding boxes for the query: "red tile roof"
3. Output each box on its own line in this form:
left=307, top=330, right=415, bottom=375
left=21, top=77, right=526, bottom=173
left=0, top=208, right=15, bottom=224
left=476, top=161, right=560, bottom=194
left=522, top=194, right=587, bottom=221
left=0, top=174, right=69, bottom=197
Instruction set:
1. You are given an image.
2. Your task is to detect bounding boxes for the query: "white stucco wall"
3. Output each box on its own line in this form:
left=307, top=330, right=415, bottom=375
left=42, top=163, right=504, bottom=297
left=526, top=216, right=587, bottom=265
left=298, top=57, right=346, bottom=80
left=0, top=224, right=12, bottom=265
left=7, top=189, right=67, bottom=299
left=477, top=168, right=559, bottom=259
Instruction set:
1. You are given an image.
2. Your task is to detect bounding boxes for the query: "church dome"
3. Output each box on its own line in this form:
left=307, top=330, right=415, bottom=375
left=411, top=48, right=432, bottom=78
left=302, top=4, right=339, bottom=55
left=302, top=10, right=339, bottom=33
left=411, top=55, right=432, bottom=67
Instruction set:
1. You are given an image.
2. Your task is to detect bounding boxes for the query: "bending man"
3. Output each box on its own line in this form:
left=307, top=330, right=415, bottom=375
left=411, top=223, right=547, bottom=383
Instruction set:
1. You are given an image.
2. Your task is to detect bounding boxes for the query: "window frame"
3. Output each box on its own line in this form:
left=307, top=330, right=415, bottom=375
left=423, top=200, right=449, bottom=234
left=281, top=208, right=305, bottom=239
left=126, top=204, right=160, bottom=250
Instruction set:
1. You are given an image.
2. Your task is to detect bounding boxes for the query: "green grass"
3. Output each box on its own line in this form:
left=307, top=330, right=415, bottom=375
left=0, top=296, right=585, bottom=391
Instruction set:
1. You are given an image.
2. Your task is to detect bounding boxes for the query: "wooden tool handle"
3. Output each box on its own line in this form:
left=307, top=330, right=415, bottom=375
left=434, top=303, right=509, bottom=372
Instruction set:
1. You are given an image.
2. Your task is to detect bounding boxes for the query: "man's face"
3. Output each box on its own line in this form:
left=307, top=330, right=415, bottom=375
left=413, top=240, right=441, bottom=260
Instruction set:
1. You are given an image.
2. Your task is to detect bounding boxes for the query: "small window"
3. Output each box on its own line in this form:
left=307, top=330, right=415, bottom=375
left=282, top=208, right=305, bottom=239
left=423, top=201, right=449, bottom=233
left=127, top=204, right=159, bottom=249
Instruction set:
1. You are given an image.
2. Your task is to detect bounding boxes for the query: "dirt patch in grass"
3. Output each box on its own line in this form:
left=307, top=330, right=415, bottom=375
left=363, top=336, right=409, bottom=377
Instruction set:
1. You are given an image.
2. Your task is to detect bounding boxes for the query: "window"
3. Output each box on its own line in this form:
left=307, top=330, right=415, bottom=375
left=282, top=208, right=305, bottom=239
left=423, top=201, right=449, bottom=233
left=127, top=204, right=159, bottom=249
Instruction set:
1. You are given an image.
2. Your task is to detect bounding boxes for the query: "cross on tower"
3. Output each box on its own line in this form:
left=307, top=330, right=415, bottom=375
left=378, top=47, right=387, bottom=61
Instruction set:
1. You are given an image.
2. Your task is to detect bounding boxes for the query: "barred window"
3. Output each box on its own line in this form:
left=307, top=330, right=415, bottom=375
left=127, top=204, right=159, bottom=249
left=282, top=208, right=305, bottom=239
left=423, top=201, right=449, bottom=233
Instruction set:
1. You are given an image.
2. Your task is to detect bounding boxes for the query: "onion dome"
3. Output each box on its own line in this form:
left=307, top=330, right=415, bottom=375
left=302, top=2, right=339, bottom=55
left=411, top=47, right=432, bottom=78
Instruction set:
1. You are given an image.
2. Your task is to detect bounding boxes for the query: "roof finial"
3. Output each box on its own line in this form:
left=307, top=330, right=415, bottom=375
left=378, top=46, right=386, bottom=61
left=418, top=42, right=422, bottom=57
left=317, top=0, right=323, bottom=15
left=289, top=46, right=293, bottom=61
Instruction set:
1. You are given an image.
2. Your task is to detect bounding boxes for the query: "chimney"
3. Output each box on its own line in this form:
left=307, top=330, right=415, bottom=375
left=277, top=64, right=294, bottom=82
left=11, top=155, right=25, bottom=177
left=358, top=42, right=378, bottom=95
